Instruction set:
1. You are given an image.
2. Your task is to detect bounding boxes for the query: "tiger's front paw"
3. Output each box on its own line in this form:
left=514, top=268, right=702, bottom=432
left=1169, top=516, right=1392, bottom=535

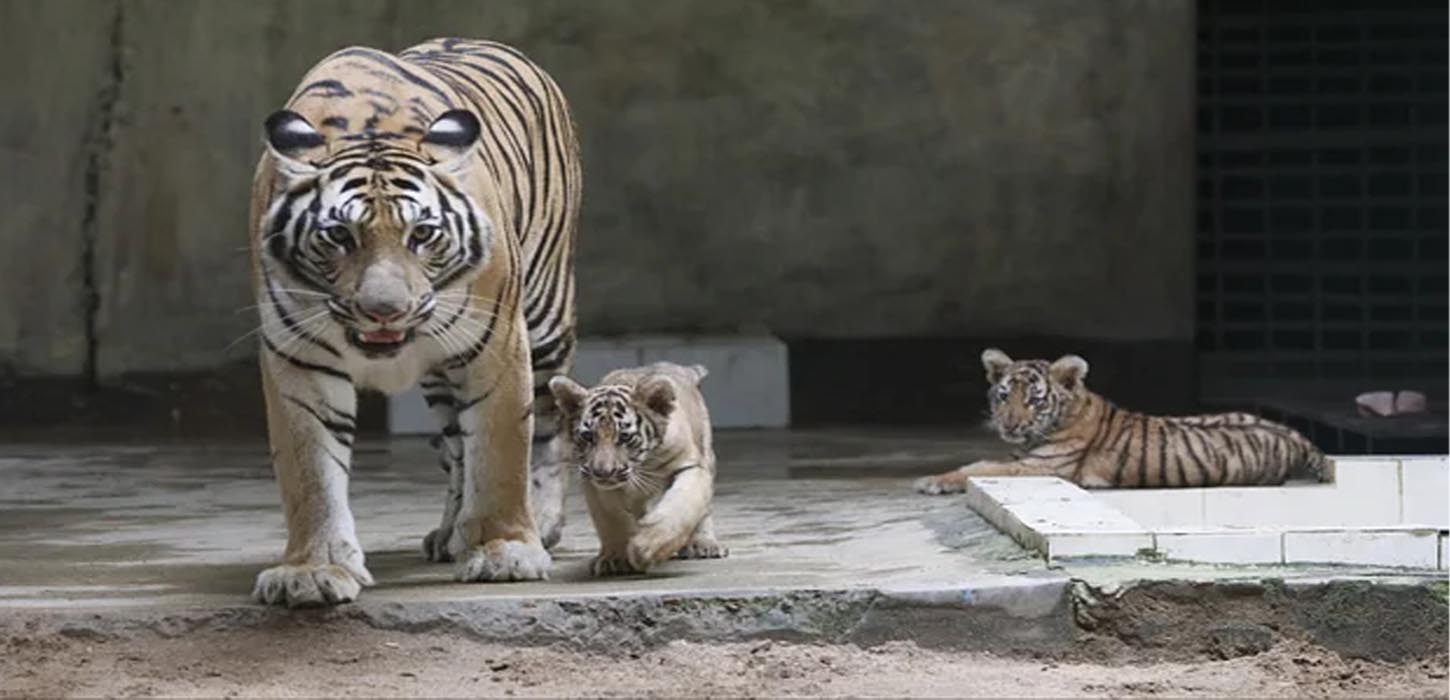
left=913, top=472, right=967, bottom=495
left=252, top=563, right=373, bottom=608
left=455, top=538, right=551, bottom=582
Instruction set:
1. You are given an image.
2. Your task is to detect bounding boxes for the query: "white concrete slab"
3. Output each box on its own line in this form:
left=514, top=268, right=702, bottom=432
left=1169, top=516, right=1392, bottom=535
left=389, top=335, right=790, bottom=433
left=1154, top=530, right=1283, bottom=565
left=1048, top=532, right=1155, bottom=559
left=636, top=335, right=790, bottom=430
left=1195, top=457, right=1401, bottom=529
left=963, top=457, right=1448, bottom=569
left=1399, top=456, right=1449, bottom=529
left=965, top=477, right=1149, bottom=562
left=1283, top=528, right=1441, bottom=569
left=1097, top=490, right=1205, bottom=529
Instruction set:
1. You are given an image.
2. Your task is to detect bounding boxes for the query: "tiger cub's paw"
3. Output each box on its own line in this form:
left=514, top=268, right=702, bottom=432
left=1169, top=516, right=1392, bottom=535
left=626, top=523, right=691, bottom=572
left=913, top=472, right=967, bottom=495
left=674, top=536, right=729, bottom=560
left=589, top=552, right=642, bottom=577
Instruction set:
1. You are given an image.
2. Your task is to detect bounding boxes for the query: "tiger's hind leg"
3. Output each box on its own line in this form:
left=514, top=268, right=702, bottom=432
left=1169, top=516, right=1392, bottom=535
left=913, top=460, right=1061, bottom=495
left=527, top=337, right=575, bottom=551
left=421, top=371, right=465, bottom=563
left=529, top=429, right=569, bottom=551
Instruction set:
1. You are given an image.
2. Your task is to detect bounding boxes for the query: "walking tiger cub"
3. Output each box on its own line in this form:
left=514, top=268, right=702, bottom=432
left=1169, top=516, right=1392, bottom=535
left=915, top=349, right=1328, bottom=494
left=549, top=362, right=728, bottom=576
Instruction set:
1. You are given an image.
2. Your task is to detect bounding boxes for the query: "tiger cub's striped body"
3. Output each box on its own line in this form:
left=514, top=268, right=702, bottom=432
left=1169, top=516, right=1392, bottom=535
left=248, top=38, right=580, bottom=607
left=915, top=349, right=1328, bottom=494
left=549, top=363, right=728, bottom=577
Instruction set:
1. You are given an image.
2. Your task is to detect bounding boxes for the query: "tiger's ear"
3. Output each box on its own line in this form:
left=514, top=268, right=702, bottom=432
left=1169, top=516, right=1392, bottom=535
left=689, top=364, right=709, bottom=385
left=263, top=110, right=324, bottom=179
left=1049, top=355, right=1089, bottom=391
left=421, top=109, right=481, bottom=174
left=981, top=348, right=1013, bottom=383
left=548, top=375, right=587, bottom=417
left=636, top=377, right=676, bottom=417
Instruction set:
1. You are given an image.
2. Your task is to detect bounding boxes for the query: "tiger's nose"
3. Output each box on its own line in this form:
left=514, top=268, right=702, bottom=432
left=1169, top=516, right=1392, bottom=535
left=586, top=468, right=626, bottom=484
left=357, top=298, right=407, bottom=324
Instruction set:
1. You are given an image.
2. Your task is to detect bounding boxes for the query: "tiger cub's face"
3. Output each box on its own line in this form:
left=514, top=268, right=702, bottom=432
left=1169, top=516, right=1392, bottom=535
left=259, top=109, right=494, bottom=360
left=981, top=348, right=1089, bottom=445
left=548, top=377, right=677, bottom=491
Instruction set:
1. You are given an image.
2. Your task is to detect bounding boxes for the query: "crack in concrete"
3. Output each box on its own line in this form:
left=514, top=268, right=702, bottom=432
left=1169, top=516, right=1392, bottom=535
left=79, top=0, right=124, bottom=389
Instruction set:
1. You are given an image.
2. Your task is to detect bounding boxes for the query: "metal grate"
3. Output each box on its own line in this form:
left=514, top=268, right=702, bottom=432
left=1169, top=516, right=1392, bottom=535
left=1196, top=0, right=1448, bottom=388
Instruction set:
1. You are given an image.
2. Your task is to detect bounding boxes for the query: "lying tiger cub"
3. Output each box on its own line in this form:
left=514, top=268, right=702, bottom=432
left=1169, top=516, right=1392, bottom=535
left=916, top=348, right=1327, bottom=494
left=549, top=362, right=728, bottom=576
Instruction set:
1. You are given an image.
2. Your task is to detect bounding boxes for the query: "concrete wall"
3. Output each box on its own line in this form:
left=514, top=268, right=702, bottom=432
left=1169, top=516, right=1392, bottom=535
left=0, top=0, right=1195, bottom=379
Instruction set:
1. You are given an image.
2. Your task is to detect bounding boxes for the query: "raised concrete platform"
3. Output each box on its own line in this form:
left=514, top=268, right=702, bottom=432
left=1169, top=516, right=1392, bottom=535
left=0, top=430, right=1445, bottom=660
left=966, top=456, right=1450, bottom=568
left=389, top=335, right=790, bottom=433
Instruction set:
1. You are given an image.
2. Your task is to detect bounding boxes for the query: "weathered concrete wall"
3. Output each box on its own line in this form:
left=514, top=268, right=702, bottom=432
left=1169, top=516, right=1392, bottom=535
left=0, top=0, right=115, bottom=376
left=0, top=0, right=1194, bottom=378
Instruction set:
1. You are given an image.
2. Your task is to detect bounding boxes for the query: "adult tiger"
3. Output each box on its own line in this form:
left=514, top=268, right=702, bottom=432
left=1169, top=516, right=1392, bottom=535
left=247, top=38, right=581, bottom=607
left=914, top=349, right=1328, bottom=494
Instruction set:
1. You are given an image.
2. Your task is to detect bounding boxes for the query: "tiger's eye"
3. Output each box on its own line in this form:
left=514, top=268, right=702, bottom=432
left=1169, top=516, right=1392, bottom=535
left=321, top=225, right=354, bottom=247
left=410, top=224, right=440, bottom=247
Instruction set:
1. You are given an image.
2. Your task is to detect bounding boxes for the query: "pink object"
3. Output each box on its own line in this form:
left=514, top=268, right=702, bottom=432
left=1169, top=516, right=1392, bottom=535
left=1355, top=390, right=1430, bottom=417
left=1394, top=390, right=1428, bottom=415
left=1356, top=391, right=1395, bottom=417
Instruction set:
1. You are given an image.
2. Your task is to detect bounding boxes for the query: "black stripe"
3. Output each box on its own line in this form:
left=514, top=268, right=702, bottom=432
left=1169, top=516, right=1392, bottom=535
left=283, top=394, right=356, bottom=447
left=424, top=393, right=456, bottom=408
left=443, top=287, right=506, bottom=369
left=332, top=48, right=454, bottom=105
left=1167, top=423, right=1187, bottom=487
left=297, top=79, right=353, bottom=98
left=1110, top=415, right=1135, bottom=486
left=269, top=186, right=314, bottom=236
left=1180, top=424, right=1210, bottom=485
left=1225, top=431, right=1248, bottom=484
left=1135, top=415, right=1150, bottom=487
left=456, top=392, right=489, bottom=413
left=328, top=451, right=352, bottom=475
left=265, top=282, right=340, bottom=358
left=262, top=335, right=351, bottom=381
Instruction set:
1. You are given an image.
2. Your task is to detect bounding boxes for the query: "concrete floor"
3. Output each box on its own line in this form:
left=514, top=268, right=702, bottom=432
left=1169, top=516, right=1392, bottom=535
left=2, top=427, right=1445, bottom=662
left=0, top=427, right=1040, bottom=609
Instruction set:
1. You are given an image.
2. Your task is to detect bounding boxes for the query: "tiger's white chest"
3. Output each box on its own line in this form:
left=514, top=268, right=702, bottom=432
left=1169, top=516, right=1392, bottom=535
left=340, top=339, right=445, bottom=395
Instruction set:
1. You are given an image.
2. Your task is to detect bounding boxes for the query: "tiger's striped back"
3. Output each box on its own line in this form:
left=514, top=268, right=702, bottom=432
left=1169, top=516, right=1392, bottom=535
left=397, top=39, right=583, bottom=388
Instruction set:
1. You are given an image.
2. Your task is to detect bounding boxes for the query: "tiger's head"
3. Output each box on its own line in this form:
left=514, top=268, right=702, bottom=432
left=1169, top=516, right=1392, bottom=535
left=547, top=375, right=678, bottom=491
left=258, top=108, right=492, bottom=359
left=980, top=348, right=1089, bottom=446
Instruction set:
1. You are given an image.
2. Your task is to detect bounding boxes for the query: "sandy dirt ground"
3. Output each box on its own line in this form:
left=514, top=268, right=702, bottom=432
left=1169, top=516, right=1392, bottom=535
left=1, top=623, right=1446, bottom=698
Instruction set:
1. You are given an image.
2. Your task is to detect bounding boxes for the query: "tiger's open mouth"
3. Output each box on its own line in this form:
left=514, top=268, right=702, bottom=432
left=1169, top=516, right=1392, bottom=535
left=347, top=328, right=414, bottom=358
